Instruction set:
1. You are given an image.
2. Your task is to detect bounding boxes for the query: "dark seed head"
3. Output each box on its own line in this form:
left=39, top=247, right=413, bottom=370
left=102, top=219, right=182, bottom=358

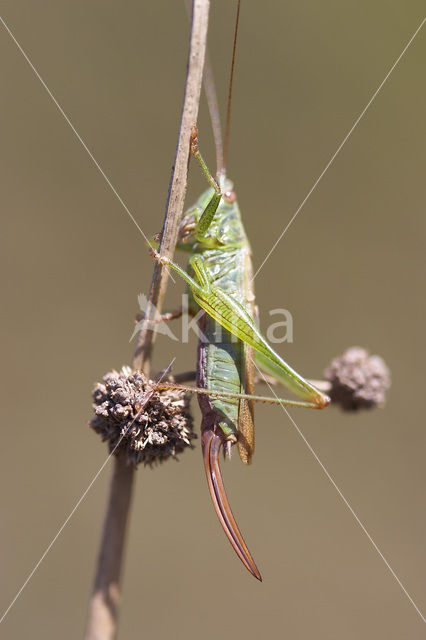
left=324, top=347, right=391, bottom=412
left=90, top=366, right=196, bottom=466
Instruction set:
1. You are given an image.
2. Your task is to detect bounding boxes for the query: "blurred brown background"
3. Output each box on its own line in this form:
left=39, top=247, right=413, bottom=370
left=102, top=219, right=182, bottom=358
left=1, top=1, right=425, bottom=638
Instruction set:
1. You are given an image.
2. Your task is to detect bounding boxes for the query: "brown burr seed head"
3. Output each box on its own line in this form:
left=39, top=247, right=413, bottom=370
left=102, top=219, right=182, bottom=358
left=324, top=347, right=391, bottom=412
left=90, top=366, right=196, bottom=466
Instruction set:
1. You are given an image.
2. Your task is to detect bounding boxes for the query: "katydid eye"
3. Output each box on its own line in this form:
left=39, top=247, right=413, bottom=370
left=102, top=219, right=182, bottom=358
left=224, top=189, right=236, bottom=203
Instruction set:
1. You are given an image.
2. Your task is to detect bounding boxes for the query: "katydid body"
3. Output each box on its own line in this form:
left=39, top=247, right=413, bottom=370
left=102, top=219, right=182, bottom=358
left=152, top=129, right=330, bottom=580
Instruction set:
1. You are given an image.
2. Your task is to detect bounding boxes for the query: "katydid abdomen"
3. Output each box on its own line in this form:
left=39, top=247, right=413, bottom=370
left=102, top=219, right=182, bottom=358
left=197, top=316, right=243, bottom=442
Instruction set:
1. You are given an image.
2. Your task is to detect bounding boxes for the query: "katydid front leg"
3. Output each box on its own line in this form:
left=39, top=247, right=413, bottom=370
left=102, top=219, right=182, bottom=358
left=150, top=249, right=330, bottom=409
left=190, top=126, right=223, bottom=241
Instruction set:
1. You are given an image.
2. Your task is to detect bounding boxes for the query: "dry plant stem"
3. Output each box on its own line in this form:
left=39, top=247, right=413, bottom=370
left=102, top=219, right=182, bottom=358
left=85, top=2, right=210, bottom=639
left=85, top=455, right=134, bottom=640
left=133, top=0, right=211, bottom=375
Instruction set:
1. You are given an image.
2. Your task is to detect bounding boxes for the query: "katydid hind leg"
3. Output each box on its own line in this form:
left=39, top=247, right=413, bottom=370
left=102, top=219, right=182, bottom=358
left=254, top=351, right=330, bottom=408
left=184, top=278, right=330, bottom=409
left=159, top=260, right=330, bottom=408
left=157, top=381, right=328, bottom=410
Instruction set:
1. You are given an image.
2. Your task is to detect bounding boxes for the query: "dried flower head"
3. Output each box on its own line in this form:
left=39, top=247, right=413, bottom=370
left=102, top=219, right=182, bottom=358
left=324, top=346, right=391, bottom=411
left=90, top=366, right=196, bottom=466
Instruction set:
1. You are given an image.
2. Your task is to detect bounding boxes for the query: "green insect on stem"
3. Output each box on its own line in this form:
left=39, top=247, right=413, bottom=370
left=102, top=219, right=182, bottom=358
left=149, top=120, right=332, bottom=579
left=151, top=1, right=330, bottom=579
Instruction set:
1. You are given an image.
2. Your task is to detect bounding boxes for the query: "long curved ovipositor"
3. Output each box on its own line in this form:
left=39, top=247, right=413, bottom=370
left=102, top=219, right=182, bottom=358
left=201, top=423, right=262, bottom=581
